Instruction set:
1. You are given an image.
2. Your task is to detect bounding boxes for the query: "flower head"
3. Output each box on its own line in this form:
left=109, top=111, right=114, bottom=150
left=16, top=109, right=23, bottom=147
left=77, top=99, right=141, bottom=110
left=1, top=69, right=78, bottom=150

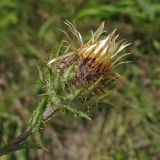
left=48, top=21, right=131, bottom=86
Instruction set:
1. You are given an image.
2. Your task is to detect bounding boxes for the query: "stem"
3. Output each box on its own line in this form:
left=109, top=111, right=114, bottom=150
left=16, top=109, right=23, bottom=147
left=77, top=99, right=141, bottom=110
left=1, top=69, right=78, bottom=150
left=0, top=106, right=59, bottom=156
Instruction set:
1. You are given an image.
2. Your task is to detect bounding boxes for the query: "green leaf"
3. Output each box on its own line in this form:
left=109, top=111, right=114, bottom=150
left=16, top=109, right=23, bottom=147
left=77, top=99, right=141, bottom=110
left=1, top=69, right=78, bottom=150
left=28, top=97, right=48, bottom=132
left=62, top=106, right=91, bottom=120
left=87, top=77, right=103, bottom=94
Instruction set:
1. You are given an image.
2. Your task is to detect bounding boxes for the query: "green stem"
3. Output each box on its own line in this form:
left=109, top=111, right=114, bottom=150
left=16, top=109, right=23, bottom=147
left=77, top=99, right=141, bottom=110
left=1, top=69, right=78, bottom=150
left=0, top=107, right=59, bottom=157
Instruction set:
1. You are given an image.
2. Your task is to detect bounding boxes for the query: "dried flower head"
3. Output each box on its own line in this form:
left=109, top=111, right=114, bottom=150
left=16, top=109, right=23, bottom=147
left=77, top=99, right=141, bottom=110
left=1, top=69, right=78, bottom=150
left=48, top=20, right=131, bottom=86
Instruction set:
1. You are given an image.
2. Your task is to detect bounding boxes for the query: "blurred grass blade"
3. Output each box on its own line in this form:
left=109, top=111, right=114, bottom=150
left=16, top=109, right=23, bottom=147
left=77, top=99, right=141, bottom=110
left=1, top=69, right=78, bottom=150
left=136, top=0, right=155, bottom=21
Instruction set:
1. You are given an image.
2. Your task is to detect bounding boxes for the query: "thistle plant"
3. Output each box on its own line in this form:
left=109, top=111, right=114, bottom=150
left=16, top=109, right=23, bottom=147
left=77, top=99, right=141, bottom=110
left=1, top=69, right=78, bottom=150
left=0, top=21, right=130, bottom=156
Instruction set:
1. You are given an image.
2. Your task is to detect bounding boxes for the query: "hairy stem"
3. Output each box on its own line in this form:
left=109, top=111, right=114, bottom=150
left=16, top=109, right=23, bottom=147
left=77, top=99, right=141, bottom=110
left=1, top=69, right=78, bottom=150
left=0, top=106, right=59, bottom=157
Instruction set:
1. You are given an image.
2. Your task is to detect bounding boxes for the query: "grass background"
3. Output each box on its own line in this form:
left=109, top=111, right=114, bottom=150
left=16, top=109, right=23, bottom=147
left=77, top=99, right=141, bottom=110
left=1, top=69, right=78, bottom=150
left=0, top=0, right=160, bottom=159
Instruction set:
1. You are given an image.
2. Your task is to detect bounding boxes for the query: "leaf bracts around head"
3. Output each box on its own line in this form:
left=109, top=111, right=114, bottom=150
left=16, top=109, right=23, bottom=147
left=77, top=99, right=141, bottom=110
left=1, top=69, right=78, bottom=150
left=30, top=21, right=131, bottom=127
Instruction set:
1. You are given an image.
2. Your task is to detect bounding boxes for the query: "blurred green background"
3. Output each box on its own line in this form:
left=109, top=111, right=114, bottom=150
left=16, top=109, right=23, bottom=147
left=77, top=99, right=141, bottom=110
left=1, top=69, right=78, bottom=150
left=0, top=0, right=160, bottom=159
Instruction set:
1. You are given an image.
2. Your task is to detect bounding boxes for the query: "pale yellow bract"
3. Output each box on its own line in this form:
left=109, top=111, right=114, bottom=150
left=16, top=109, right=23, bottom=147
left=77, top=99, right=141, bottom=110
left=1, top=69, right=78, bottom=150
left=75, top=22, right=131, bottom=73
left=48, top=20, right=131, bottom=78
